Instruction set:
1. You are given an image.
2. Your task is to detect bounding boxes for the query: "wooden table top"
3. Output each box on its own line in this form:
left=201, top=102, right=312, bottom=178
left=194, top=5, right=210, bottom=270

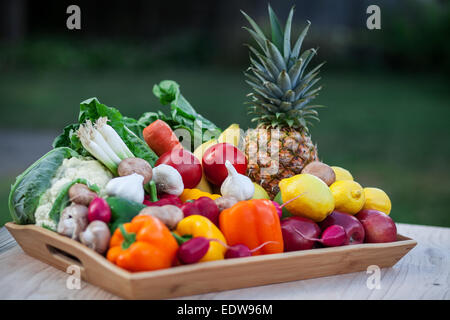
left=0, top=223, right=448, bottom=300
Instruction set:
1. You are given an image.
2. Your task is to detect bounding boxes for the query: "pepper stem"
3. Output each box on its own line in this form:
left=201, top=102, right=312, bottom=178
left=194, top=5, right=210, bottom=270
left=171, top=232, right=193, bottom=246
left=119, top=224, right=136, bottom=250
left=147, top=180, right=158, bottom=202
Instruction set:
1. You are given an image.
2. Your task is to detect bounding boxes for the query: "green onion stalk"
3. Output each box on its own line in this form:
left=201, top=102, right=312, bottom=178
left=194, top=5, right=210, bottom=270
left=77, top=117, right=134, bottom=175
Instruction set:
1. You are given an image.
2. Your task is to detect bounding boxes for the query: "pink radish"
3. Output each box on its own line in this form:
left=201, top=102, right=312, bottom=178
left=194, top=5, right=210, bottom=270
left=88, top=197, right=111, bottom=223
left=177, top=237, right=210, bottom=264
left=272, top=193, right=306, bottom=218
left=177, top=238, right=280, bottom=264
left=225, top=241, right=279, bottom=259
left=320, top=225, right=347, bottom=247
left=293, top=225, right=347, bottom=247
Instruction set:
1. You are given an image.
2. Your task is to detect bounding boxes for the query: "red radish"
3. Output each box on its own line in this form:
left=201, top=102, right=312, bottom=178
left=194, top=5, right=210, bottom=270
left=272, top=193, right=305, bottom=218
left=281, top=217, right=321, bottom=251
left=177, top=237, right=210, bottom=264
left=319, top=225, right=347, bottom=247
left=319, top=211, right=365, bottom=245
left=88, top=197, right=111, bottom=223
left=225, top=241, right=279, bottom=259
left=271, top=201, right=283, bottom=219
left=225, top=244, right=252, bottom=259
left=202, top=143, right=247, bottom=186
left=142, top=120, right=182, bottom=156
left=177, top=237, right=279, bottom=264
left=293, top=225, right=347, bottom=247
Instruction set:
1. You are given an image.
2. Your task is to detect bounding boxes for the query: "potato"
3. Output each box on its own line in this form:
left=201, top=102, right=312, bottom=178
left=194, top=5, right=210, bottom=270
left=301, top=161, right=336, bottom=186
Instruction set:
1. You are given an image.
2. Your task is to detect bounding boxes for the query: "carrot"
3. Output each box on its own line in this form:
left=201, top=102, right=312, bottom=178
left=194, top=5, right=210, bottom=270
left=143, top=120, right=182, bottom=156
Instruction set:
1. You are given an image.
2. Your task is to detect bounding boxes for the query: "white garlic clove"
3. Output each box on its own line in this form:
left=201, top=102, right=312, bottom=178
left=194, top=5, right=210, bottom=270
left=220, top=160, right=254, bottom=201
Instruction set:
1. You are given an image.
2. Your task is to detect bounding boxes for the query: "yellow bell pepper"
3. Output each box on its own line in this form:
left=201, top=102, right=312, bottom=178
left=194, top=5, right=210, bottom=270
left=180, top=188, right=221, bottom=202
left=175, top=215, right=227, bottom=262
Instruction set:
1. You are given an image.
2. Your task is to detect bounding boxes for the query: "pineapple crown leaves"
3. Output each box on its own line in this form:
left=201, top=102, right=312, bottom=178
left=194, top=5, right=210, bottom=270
left=241, top=4, right=326, bottom=131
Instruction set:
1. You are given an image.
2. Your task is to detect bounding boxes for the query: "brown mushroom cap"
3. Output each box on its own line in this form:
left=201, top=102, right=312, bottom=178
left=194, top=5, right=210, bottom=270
left=69, top=183, right=97, bottom=206
left=118, top=158, right=153, bottom=184
left=302, top=161, right=336, bottom=186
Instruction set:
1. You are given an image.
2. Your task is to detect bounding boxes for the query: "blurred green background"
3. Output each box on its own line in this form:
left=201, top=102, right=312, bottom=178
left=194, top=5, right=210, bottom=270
left=0, top=0, right=449, bottom=227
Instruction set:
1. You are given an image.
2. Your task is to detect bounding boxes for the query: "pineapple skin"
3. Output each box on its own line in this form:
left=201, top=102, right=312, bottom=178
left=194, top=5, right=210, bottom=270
left=245, top=126, right=318, bottom=198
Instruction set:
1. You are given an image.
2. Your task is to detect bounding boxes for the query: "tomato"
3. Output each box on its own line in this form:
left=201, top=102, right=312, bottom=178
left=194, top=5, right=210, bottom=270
left=202, top=143, right=247, bottom=186
left=155, top=148, right=202, bottom=189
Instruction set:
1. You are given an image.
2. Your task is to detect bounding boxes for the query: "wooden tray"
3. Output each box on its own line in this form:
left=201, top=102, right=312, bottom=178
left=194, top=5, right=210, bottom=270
left=5, top=222, right=417, bottom=299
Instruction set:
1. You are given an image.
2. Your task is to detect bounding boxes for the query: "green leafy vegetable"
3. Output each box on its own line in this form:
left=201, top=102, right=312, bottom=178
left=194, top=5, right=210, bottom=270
left=138, top=80, right=222, bottom=150
left=8, top=147, right=79, bottom=224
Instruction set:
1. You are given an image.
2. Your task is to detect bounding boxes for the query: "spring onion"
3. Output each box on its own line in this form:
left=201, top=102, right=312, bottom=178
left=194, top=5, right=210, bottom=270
left=95, top=117, right=134, bottom=160
left=77, top=118, right=135, bottom=175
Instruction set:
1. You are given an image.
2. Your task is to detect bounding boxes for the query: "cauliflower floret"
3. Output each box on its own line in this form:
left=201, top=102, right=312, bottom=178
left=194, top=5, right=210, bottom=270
left=35, top=157, right=113, bottom=230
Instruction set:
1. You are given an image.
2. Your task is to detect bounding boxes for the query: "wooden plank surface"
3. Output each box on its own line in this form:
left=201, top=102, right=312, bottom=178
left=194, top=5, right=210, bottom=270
left=0, top=223, right=448, bottom=300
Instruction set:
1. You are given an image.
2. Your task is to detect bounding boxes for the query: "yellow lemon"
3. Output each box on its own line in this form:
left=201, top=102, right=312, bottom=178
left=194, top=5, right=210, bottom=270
left=329, top=180, right=365, bottom=215
left=279, top=174, right=335, bottom=222
left=363, top=187, right=391, bottom=215
left=331, top=166, right=354, bottom=181
left=252, top=183, right=270, bottom=199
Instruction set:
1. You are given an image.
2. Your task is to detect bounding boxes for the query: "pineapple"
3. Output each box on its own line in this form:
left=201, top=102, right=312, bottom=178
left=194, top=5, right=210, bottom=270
left=242, top=5, right=324, bottom=198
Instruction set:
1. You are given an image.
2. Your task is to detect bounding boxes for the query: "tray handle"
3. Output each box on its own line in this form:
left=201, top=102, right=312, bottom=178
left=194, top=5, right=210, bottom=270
left=6, top=223, right=127, bottom=282
left=45, top=243, right=86, bottom=275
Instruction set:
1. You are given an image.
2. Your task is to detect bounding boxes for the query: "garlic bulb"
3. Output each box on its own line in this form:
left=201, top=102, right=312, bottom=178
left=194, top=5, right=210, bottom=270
left=220, top=160, right=254, bottom=201
left=152, top=164, right=184, bottom=196
left=105, top=173, right=144, bottom=203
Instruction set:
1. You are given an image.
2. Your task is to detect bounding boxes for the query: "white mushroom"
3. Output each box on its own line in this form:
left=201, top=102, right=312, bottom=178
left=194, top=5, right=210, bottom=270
left=79, top=220, right=111, bottom=254
left=215, top=196, right=239, bottom=212
left=139, top=205, right=184, bottom=230
left=118, top=158, right=153, bottom=185
left=151, top=164, right=184, bottom=196
left=57, top=204, right=89, bottom=240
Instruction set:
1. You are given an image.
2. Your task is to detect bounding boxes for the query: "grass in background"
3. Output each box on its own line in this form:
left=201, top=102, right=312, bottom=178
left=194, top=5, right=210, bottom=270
left=0, top=68, right=449, bottom=227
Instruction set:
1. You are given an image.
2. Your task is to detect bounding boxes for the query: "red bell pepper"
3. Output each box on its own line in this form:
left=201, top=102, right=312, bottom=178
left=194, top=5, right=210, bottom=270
left=144, top=194, right=182, bottom=208
left=180, top=196, right=220, bottom=226
left=143, top=180, right=182, bottom=207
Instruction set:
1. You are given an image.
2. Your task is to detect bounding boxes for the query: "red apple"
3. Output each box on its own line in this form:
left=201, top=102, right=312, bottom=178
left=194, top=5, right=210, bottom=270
left=281, top=217, right=321, bottom=251
left=355, top=209, right=397, bottom=243
left=319, top=211, right=365, bottom=245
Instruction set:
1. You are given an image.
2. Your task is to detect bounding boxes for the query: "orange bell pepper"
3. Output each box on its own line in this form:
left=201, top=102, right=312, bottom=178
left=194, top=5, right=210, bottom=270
left=107, top=215, right=178, bottom=272
left=219, top=199, right=284, bottom=255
